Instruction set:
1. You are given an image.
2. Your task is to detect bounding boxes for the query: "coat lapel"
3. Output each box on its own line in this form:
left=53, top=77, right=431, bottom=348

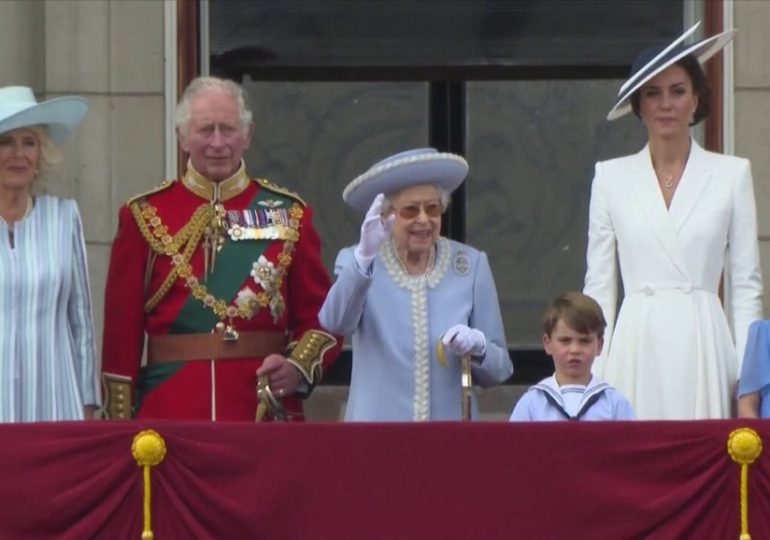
left=668, top=139, right=713, bottom=233
left=628, top=145, right=691, bottom=278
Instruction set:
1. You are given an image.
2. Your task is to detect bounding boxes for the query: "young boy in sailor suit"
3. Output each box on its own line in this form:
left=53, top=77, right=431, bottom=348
left=509, top=292, right=634, bottom=421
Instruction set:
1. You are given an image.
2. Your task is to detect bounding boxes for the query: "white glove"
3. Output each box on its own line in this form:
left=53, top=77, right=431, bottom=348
left=442, top=324, right=487, bottom=357
left=354, top=193, right=395, bottom=270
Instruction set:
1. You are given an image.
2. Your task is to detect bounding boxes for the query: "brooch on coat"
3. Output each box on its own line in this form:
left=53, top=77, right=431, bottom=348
left=453, top=251, right=471, bottom=276
left=248, top=255, right=286, bottom=322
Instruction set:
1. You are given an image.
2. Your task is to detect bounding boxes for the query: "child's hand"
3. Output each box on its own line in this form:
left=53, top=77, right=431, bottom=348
left=442, top=324, right=486, bottom=357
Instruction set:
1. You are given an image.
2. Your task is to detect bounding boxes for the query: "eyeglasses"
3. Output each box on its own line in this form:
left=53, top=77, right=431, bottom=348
left=392, top=201, right=444, bottom=219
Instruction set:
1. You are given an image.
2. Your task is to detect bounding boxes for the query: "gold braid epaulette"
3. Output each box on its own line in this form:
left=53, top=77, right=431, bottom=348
left=130, top=200, right=213, bottom=312
left=130, top=198, right=305, bottom=321
left=257, top=178, right=307, bottom=207
left=126, top=179, right=175, bottom=206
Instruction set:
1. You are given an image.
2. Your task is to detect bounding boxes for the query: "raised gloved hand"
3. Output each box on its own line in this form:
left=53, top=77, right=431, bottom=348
left=442, top=324, right=487, bottom=357
left=354, top=193, right=395, bottom=270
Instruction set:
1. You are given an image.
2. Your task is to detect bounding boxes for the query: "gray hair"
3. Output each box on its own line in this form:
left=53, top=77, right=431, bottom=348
left=175, top=76, right=253, bottom=136
left=380, top=184, right=451, bottom=215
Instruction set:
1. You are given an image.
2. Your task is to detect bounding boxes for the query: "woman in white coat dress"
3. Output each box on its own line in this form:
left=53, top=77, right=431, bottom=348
left=583, top=22, right=762, bottom=419
left=319, top=148, right=513, bottom=421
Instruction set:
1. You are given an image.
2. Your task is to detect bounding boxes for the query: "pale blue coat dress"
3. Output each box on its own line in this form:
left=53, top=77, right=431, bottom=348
left=319, top=237, right=513, bottom=421
left=0, top=195, right=99, bottom=421
left=737, top=320, right=770, bottom=417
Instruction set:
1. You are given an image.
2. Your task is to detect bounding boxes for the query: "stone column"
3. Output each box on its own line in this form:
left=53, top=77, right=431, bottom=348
left=41, top=0, right=167, bottom=353
left=0, top=1, right=45, bottom=89
left=735, top=0, right=770, bottom=313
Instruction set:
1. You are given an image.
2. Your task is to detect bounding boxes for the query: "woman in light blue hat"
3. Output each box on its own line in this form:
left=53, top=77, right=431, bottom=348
left=583, top=23, right=762, bottom=419
left=320, top=148, right=513, bottom=421
left=0, top=86, right=100, bottom=421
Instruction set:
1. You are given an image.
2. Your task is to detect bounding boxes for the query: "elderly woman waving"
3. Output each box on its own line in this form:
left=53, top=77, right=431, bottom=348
left=320, top=148, right=513, bottom=421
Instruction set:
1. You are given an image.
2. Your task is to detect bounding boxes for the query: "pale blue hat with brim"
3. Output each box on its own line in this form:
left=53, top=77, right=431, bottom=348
left=0, top=86, right=88, bottom=144
left=343, top=148, right=468, bottom=212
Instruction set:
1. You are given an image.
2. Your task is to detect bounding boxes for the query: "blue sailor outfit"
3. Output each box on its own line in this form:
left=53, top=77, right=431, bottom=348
left=509, top=375, right=635, bottom=421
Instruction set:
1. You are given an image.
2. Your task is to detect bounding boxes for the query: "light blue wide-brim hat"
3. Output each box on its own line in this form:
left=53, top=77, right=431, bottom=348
left=0, top=86, right=88, bottom=144
left=343, top=148, right=468, bottom=212
left=607, top=21, right=736, bottom=121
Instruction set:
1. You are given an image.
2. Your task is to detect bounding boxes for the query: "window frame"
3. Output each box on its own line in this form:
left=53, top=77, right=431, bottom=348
left=175, top=0, right=725, bottom=385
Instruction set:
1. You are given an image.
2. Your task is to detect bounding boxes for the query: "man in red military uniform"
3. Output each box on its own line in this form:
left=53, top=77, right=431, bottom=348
left=101, top=76, right=341, bottom=421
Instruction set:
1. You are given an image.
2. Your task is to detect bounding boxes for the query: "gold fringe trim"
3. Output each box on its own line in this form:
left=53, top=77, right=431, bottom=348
left=257, top=178, right=307, bottom=207
left=126, top=179, right=175, bottom=207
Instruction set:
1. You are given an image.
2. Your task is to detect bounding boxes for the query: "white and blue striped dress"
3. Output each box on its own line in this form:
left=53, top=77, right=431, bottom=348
left=0, top=195, right=100, bottom=421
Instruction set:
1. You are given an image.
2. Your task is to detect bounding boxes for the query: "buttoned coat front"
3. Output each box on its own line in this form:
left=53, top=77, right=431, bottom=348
left=320, top=237, right=513, bottom=421
left=584, top=139, right=762, bottom=419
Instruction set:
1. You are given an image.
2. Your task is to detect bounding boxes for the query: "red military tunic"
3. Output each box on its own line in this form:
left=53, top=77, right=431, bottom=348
left=101, top=162, right=341, bottom=420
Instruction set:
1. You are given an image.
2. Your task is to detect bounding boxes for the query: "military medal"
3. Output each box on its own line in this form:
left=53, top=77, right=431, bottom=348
left=226, top=208, right=298, bottom=242
left=203, top=201, right=228, bottom=280
left=132, top=198, right=303, bottom=332
left=258, top=199, right=284, bottom=208
left=251, top=256, right=276, bottom=288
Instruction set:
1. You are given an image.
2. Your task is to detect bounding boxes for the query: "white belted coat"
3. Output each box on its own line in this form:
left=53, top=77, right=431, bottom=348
left=584, top=140, right=762, bottom=419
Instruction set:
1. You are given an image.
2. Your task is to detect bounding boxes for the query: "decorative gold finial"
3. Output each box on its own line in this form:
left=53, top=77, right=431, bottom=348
left=132, top=430, right=167, bottom=540
left=132, top=429, right=167, bottom=466
left=728, top=428, right=762, bottom=465
left=727, top=428, right=762, bottom=540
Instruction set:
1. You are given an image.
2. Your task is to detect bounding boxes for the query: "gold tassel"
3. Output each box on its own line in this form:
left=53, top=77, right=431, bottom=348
left=727, top=427, right=763, bottom=540
left=132, top=430, right=167, bottom=540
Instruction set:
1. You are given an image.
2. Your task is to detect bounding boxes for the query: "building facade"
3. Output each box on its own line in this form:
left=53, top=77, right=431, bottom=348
left=1, top=0, right=769, bottom=419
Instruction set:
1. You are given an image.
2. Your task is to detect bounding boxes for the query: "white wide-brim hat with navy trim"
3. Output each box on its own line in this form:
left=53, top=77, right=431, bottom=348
left=0, top=86, right=88, bottom=144
left=607, top=21, right=736, bottom=121
left=343, top=148, right=468, bottom=212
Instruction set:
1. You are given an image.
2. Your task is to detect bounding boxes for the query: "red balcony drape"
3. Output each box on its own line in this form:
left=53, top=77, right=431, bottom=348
left=0, top=420, right=768, bottom=539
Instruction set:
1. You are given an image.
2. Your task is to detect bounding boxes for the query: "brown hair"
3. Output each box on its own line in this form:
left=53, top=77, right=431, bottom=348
left=543, top=292, right=606, bottom=340
left=630, top=54, right=711, bottom=126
